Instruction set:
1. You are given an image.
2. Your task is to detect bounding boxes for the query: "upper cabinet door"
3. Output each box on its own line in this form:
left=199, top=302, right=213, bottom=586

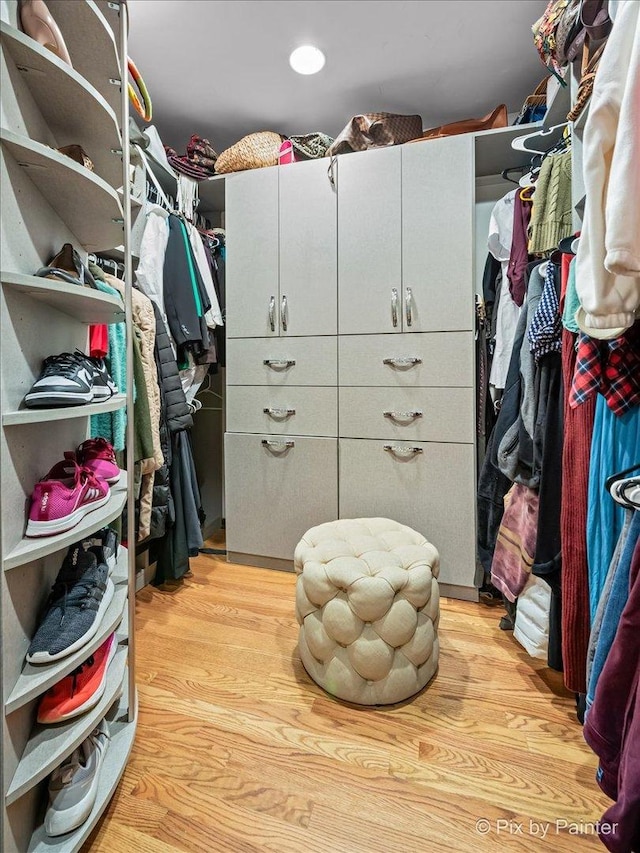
left=338, top=147, right=402, bottom=334
left=402, top=136, right=474, bottom=332
left=279, top=159, right=337, bottom=336
left=226, top=167, right=279, bottom=338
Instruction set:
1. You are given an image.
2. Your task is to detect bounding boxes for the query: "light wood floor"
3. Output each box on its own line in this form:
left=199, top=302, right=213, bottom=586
left=83, top=546, right=611, bottom=853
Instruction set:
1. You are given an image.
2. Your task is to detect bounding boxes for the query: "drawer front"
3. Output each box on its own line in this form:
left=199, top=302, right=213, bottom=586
left=227, top=387, right=337, bottom=437
left=339, top=387, right=474, bottom=443
left=339, top=439, right=476, bottom=589
left=339, top=332, right=473, bottom=387
left=225, top=433, right=338, bottom=560
left=226, top=337, right=337, bottom=386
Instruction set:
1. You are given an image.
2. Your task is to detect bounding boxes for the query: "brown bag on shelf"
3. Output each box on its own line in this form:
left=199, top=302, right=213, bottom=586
left=417, top=104, right=508, bottom=141
left=326, top=113, right=423, bottom=156
left=214, top=131, right=284, bottom=174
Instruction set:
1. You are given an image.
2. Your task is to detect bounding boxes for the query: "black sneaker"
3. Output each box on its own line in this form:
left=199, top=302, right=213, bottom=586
left=27, top=545, right=114, bottom=664
left=80, top=527, right=119, bottom=574
left=25, top=353, right=94, bottom=408
left=84, top=356, right=117, bottom=401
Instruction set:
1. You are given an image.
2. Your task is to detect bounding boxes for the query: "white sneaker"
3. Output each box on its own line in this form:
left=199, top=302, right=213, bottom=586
left=44, top=719, right=110, bottom=837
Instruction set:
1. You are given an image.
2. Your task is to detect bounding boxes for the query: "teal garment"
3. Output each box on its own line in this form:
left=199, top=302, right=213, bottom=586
left=90, top=279, right=128, bottom=450
left=586, top=398, right=640, bottom=622
left=562, top=259, right=580, bottom=333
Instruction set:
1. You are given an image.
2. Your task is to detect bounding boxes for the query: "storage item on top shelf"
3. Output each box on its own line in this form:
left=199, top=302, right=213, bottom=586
left=514, top=78, right=549, bottom=125
left=326, top=113, right=422, bottom=156
left=36, top=243, right=97, bottom=288
left=25, top=351, right=117, bottom=408
left=215, top=130, right=284, bottom=174
left=18, top=0, right=71, bottom=66
left=279, top=132, right=334, bottom=164
left=165, top=134, right=218, bottom=180
left=417, top=104, right=508, bottom=141
left=57, top=144, right=94, bottom=171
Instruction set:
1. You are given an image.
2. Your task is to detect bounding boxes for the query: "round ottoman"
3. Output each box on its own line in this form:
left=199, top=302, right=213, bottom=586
left=294, top=518, right=440, bottom=705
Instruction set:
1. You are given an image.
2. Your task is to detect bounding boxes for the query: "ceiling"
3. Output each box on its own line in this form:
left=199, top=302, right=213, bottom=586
left=128, top=0, right=546, bottom=154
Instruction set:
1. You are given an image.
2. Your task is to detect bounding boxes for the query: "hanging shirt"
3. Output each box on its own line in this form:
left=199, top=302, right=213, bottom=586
left=528, top=261, right=562, bottom=361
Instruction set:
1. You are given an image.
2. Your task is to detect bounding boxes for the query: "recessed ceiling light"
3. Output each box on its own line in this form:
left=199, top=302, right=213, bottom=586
left=289, top=45, right=325, bottom=75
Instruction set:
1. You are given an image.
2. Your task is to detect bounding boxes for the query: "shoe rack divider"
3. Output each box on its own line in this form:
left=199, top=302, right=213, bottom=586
left=0, top=1, right=137, bottom=850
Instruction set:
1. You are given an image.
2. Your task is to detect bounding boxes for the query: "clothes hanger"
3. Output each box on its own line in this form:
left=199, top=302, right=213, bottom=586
left=196, top=372, right=223, bottom=411
left=606, top=463, right=640, bottom=508
left=501, top=165, right=527, bottom=185
left=511, top=123, right=568, bottom=154
left=519, top=186, right=535, bottom=202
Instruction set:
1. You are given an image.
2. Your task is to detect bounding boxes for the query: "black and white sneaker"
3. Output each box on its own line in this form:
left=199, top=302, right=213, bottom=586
left=85, top=356, right=117, bottom=401
left=81, top=527, right=119, bottom=575
left=25, top=353, right=94, bottom=408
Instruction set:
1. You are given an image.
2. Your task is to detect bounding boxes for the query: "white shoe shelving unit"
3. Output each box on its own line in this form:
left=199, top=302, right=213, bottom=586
left=0, top=1, right=137, bottom=850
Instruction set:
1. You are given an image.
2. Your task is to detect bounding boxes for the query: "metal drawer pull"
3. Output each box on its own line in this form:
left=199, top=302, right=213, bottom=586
left=263, top=407, right=296, bottom=418
left=281, top=294, right=288, bottom=331
left=263, top=359, right=296, bottom=369
left=269, top=295, right=275, bottom=332
left=262, top=439, right=294, bottom=450
left=383, top=410, right=423, bottom=421
left=383, top=444, right=423, bottom=456
left=405, top=287, right=413, bottom=327
left=391, top=288, right=398, bottom=328
left=382, top=356, right=422, bottom=367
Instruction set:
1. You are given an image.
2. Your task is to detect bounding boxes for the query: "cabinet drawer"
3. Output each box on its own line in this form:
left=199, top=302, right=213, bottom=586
left=226, top=337, right=337, bottom=386
left=225, top=433, right=338, bottom=561
left=339, top=439, right=476, bottom=589
left=227, top=387, right=337, bottom=437
left=339, top=387, right=473, bottom=443
left=339, top=332, right=473, bottom=387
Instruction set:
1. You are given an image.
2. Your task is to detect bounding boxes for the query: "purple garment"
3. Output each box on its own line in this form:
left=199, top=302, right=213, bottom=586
left=507, top=194, right=532, bottom=308
left=583, top=535, right=640, bottom=853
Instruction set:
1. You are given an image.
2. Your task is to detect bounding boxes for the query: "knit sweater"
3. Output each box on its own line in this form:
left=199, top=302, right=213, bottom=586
left=528, top=149, right=573, bottom=254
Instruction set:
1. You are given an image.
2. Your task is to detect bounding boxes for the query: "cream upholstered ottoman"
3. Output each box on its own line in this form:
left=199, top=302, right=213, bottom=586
left=294, top=518, right=440, bottom=705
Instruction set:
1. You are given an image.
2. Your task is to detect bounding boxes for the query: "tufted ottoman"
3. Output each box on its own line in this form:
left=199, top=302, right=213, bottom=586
left=294, top=518, right=440, bottom=705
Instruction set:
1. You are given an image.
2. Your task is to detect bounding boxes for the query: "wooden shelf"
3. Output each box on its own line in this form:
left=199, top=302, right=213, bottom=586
left=0, top=271, right=124, bottom=324
left=43, top=1, right=122, bottom=114
left=0, top=129, right=124, bottom=252
left=27, top=686, right=137, bottom=853
left=3, top=473, right=128, bottom=572
left=473, top=122, right=541, bottom=178
left=3, top=395, right=126, bottom=427
left=5, top=550, right=128, bottom=716
left=0, top=23, right=122, bottom=189
left=5, top=645, right=127, bottom=805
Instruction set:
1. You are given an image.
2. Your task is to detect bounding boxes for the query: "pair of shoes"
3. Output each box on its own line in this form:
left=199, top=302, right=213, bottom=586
left=38, top=632, right=117, bottom=722
left=27, top=545, right=115, bottom=663
left=19, top=0, right=72, bottom=67
left=35, top=243, right=96, bottom=289
left=45, top=719, right=110, bottom=837
left=26, top=439, right=120, bottom=538
left=25, top=351, right=117, bottom=408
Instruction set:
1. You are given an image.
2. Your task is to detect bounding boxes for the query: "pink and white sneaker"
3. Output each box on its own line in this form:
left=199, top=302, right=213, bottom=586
left=26, top=461, right=110, bottom=538
left=77, top=438, right=120, bottom=485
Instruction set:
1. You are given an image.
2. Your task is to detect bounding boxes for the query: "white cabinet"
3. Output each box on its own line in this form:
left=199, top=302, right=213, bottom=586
left=226, top=159, right=337, bottom=338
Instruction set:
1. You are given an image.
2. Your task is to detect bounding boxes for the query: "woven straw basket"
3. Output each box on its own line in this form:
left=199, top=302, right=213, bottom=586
left=215, top=131, right=283, bottom=174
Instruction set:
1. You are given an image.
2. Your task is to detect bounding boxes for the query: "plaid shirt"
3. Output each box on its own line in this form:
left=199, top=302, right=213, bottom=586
left=570, top=321, right=640, bottom=416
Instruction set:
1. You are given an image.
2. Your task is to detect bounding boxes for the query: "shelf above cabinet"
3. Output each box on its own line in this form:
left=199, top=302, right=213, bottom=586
left=27, top=685, right=137, bottom=853
left=0, top=22, right=122, bottom=189
left=5, top=549, right=128, bottom=716
left=43, top=0, right=122, bottom=114
left=5, top=644, right=127, bottom=805
left=0, top=128, right=124, bottom=252
left=474, top=122, right=541, bottom=178
left=3, top=472, right=128, bottom=572
left=197, top=174, right=227, bottom=214
left=3, top=395, right=126, bottom=427
left=0, top=271, right=124, bottom=324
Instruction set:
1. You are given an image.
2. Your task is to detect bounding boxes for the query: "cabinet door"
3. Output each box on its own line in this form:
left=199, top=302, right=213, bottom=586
left=339, top=439, right=476, bottom=590
left=225, top=433, right=338, bottom=560
left=402, top=136, right=474, bottom=332
left=226, top=167, right=279, bottom=338
left=338, top=147, right=402, bottom=334
left=279, top=159, right=337, bottom=336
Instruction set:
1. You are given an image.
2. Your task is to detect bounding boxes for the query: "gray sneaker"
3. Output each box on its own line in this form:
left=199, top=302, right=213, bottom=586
left=45, top=719, right=110, bottom=837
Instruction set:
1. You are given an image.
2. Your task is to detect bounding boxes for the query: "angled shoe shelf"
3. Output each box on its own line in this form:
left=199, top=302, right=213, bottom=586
left=0, top=129, right=124, bottom=252
left=3, top=472, right=128, bottom=572
left=0, top=272, right=124, bottom=324
left=0, top=22, right=122, bottom=188
left=27, top=683, right=137, bottom=853
left=5, top=552, right=128, bottom=715
left=5, top=644, right=128, bottom=806
left=2, top=394, right=127, bottom=427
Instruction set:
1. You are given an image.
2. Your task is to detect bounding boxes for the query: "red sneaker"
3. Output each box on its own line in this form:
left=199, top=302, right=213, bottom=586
left=37, top=633, right=117, bottom=723
left=26, top=460, right=110, bottom=538
left=77, top=438, right=120, bottom=485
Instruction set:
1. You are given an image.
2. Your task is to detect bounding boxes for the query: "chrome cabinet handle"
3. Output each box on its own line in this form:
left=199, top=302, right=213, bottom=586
left=382, top=356, right=422, bottom=367
left=262, top=439, right=294, bottom=450
left=263, top=359, right=296, bottom=369
left=383, top=410, right=423, bottom=421
left=281, top=294, right=288, bottom=331
left=391, top=288, right=398, bottom=328
left=383, top=444, right=423, bottom=456
left=269, top=296, right=275, bottom=332
left=405, top=287, right=413, bottom=327
left=263, top=407, right=296, bottom=418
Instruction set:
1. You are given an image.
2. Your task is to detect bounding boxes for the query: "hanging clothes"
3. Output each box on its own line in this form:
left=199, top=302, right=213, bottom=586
left=528, top=148, right=573, bottom=254
left=136, top=205, right=171, bottom=330
left=506, top=192, right=532, bottom=307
